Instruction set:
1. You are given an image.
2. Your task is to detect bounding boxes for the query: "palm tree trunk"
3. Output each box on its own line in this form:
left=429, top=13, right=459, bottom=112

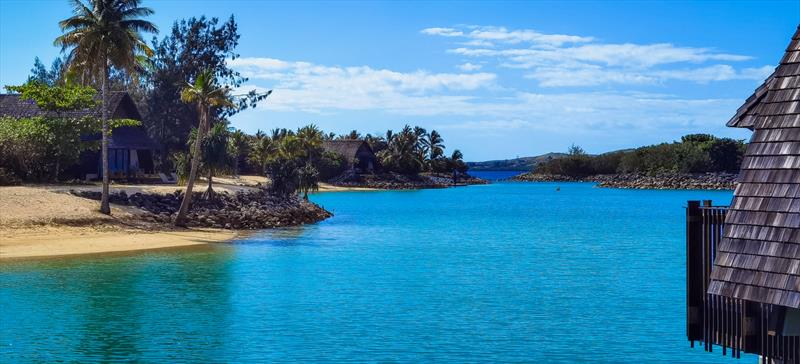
left=174, top=106, right=207, bottom=226
left=99, top=59, right=111, bottom=215
left=205, top=169, right=215, bottom=200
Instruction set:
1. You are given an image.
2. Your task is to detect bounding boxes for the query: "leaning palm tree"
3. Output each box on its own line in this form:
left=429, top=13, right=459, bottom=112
left=174, top=69, right=234, bottom=227
left=55, top=0, right=157, bottom=214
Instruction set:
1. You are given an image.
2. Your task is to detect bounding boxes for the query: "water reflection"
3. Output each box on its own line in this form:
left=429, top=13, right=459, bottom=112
left=1, top=248, right=235, bottom=362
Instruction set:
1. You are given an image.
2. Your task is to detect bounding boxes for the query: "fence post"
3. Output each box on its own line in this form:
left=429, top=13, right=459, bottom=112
left=687, top=200, right=704, bottom=343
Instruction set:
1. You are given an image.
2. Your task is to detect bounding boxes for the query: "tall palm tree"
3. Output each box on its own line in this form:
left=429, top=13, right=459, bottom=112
left=174, top=69, right=234, bottom=227
left=55, top=0, right=157, bottom=214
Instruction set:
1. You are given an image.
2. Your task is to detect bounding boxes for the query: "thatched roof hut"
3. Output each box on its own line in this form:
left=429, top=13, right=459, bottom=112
left=708, top=25, right=800, bottom=308
left=322, top=139, right=378, bottom=173
left=0, top=91, right=157, bottom=178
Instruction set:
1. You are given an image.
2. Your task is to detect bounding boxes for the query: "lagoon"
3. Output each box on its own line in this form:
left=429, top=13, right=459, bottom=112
left=0, top=179, right=749, bottom=363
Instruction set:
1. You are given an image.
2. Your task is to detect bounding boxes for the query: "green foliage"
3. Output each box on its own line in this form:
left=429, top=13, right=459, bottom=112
left=316, top=151, right=348, bottom=180
left=145, top=16, right=270, bottom=157
left=55, top=0, right=157, bottom=85
left=5, top=82, right=97, bottom=112
left=0, top=116, right=99, bottom=181
left=172, top=151, right=191, bottom=185
left=28, top=57, right=66, bottom=86
left=199, top=124, right=233, bottom=178
left=535, top=134, right=746, bottom=178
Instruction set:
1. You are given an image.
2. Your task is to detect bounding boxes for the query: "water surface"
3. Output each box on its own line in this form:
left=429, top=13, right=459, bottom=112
left=0, top=181, right=746, bottom=363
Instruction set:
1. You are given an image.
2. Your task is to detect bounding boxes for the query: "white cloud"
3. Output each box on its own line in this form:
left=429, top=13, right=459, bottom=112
left=525, top=64, right=772, bottom=87
left=230, top=57, right=497, bottom=114
left=466, top=26, right=594, bottom=46
left=428, top=25, right=763, bottom=87
left=231, top=56, right=742, bottom=133
left=457, top=62, right=482, bottom=71
left=421, top=27, right=464, bottom=37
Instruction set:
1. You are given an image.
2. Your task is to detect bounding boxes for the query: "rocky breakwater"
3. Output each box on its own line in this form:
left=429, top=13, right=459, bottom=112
left=328, top=171, right=488, bottom=189
left=592, top=173, right=736, bottom=190
left=70, top=189, right=332, bottom=229
left=512, top=172, right=737, bottom=190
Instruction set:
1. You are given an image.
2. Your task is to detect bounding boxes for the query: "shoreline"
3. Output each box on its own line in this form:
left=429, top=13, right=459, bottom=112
left=0, top=178, right=342, bottom=261
left=1, top=175, right=477, bottom=261
left=510, top=172, right=736, bottom=190
left=1, top=226, right=238, bottom=260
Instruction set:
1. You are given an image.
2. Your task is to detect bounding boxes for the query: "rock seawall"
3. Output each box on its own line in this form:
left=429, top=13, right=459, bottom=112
left=70, top=189, right=332, bottom=229
left=328, top=172, right=488, bottom=190
left=512, top=172, right=736, bottom=190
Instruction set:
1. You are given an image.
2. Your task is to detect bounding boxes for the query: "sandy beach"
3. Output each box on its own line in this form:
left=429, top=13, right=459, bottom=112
left=0, top=185, right=237, bottom=259
left=0, top=177, right=373, bottom=260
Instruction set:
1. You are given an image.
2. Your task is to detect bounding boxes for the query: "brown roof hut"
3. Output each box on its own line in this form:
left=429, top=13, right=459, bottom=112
left=322, top=140, right=378, bottom=173
left=0, top=91, right=157, bottom=179
left=685, top=25, right=800, bottom=361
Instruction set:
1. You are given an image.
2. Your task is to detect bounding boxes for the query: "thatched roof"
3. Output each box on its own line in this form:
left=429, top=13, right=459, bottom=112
left=0, top=91, right=142, bottom=120
left=0, top=91, right=156, bottom=150
left=708, top=25, right=800, bottom=308
left=322, top=140, right=374, bottom=160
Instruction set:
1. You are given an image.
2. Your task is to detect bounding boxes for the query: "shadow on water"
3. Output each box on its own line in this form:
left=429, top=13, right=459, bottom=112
left=1, top=249, right=236, bottom=362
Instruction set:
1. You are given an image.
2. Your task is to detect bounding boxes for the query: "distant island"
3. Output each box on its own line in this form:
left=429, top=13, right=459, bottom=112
left=466, top=153, right=568, bottom=171
left=476, top=134, right=744, bottom=190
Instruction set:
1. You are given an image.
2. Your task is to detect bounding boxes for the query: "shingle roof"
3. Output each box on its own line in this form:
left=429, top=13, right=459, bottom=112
left=708, top=25, right=800, bottom=308
left=0, top=91, right=141, bottom=120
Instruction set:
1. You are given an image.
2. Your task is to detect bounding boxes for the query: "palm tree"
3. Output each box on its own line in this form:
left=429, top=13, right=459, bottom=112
left=55, top=0, right=157, bottom=215
left=174, top=69, right=234, bottom=227
left=228, top=129, right=248, bottom=177
left=424, top=130, right=445, bottom=161
left=201, top=124, right=232, bottom=199
left=249, top=133, right=277, bottom=174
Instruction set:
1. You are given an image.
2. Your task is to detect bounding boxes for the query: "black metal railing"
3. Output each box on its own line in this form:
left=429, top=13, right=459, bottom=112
left=686, top=200, right=799, bottom=363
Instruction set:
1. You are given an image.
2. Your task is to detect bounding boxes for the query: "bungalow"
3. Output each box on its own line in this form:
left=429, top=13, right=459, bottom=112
left=686, top=25, right=800, bottom=362
left=322, top=139, right=379, bottom=173
left=0, top=91, right=158, bottom=180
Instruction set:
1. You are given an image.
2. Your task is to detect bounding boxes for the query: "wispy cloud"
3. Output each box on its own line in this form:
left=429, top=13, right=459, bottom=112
left=426, top=25, right=768, bottom=87
left=457, top=62, right=483, bottom=71
left=229, top=57, right=496, bottom=114
left=230, top=56, right=742, bottom=134
left=422, top=25, right=593, bottom=47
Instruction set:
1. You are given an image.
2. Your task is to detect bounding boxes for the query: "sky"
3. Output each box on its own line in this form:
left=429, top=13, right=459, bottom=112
left=1, top=1, right=798, bottom=161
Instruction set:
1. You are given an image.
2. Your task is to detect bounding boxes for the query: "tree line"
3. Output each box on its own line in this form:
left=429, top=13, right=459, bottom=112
left=535, top=134, right=746, bottom=178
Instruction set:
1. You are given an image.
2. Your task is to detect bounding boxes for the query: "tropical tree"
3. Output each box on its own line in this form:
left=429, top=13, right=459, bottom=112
left=174, top=69, right=234, bottom=226
left=378, top=125, right=424, bottom=175
left=228, top=129, right=249, bottom=177
left=249, top=131, right=277, bottom=174
left=146, top=16, right=269, bottom=161
left=55, top=0, right=157, bottom=214
left=423, top=130, right=445, bottom=161
left=198, top=123, right=232, bottom=199
left=339, top=130, right=361, bottom=140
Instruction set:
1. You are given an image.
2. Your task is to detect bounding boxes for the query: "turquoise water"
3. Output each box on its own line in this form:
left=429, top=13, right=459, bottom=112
left=0, top=180, right=748, bottom=363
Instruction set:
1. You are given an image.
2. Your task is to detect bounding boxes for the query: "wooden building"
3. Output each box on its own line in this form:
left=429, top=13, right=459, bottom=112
left=686, top=25, right=800, bottom=362
left=322, top=139, right=379, bottom=173
left=0, top=91, right=157, bottom=179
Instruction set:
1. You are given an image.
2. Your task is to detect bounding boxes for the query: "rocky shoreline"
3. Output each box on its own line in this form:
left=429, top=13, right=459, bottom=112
left=327, top=172, right=488, bottom=190
left=70, top=189, right=332, bottom=229
left=511, top=172, right=736, bottom=190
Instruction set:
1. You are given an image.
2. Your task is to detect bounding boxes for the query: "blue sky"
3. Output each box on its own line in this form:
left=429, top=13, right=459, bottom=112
left=1, top=1, right=798, bottom=161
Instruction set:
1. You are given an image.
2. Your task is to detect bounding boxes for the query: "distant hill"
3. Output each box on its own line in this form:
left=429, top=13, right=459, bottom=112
left=467, top=153, right=568, bottom=171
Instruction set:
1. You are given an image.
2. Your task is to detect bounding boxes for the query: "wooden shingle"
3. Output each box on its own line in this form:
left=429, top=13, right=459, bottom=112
left=709, top=25, right=800, bottom=308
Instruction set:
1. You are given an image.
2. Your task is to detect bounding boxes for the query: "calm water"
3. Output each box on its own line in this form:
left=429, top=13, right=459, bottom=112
left=0, top=180, right=748, bottom=363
